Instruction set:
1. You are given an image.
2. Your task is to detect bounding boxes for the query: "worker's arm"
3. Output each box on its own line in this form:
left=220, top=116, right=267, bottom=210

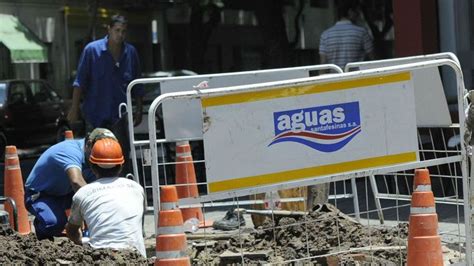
left=65, top=222, right=82, bottom=245
left=67, top=167, right=87, bottom=192
left=133, top=96, right=143, bottom=127
left=67, top=87, right=82, bottom=124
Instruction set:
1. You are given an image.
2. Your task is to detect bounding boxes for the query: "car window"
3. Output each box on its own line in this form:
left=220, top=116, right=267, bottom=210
left=8, top=82, right=29, bottom=105
left=29, top=81, right=60, bottom=103
left=0, top=83, right=6, bottom=105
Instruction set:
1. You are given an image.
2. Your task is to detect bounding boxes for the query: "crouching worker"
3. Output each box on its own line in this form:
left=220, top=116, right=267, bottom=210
left=24, top=128, right=116, bottom=240
left=66, top=137, right=146, bottom=257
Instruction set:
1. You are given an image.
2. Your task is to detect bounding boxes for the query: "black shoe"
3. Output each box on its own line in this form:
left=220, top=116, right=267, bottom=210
left=212, top=209, right=245, bottom=231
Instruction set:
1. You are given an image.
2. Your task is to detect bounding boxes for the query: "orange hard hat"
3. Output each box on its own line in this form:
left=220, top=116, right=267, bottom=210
left=89, top=138, right=124, bottom=168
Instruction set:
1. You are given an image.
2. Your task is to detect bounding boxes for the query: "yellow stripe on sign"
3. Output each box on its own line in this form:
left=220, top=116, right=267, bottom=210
left=208, top=152, right=417, bottom=193
left=202, top=72, right=411, bottom=107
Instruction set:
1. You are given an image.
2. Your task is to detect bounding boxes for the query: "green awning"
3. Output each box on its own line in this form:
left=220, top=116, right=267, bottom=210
left=0, top=14, right=48, bottom=63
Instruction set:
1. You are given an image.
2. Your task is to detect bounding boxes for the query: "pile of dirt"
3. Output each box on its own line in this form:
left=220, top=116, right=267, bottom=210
left=192, top=203, right=408, bottom=265
left=0, top=226, right=154, bottom=265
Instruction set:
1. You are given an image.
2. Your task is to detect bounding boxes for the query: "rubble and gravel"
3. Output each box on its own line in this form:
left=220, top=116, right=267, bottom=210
left=0, top=226, right=154, bottom=265
left=0, top=202, right=461, bottom=264
left=191, top=203, right=409, bottom=265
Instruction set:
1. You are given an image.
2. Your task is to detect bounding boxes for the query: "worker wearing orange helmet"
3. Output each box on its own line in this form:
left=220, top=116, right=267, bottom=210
left=65, top=137, right=146, bottom=257
left=25, top=128, right=116, bottom=240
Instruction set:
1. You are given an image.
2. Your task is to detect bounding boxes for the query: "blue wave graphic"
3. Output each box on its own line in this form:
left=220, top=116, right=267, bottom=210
left=268, top=129, right=361, bottom=152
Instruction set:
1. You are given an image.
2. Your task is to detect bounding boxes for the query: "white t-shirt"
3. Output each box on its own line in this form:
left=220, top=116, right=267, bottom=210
left=69, top=177, right=146, bottom=257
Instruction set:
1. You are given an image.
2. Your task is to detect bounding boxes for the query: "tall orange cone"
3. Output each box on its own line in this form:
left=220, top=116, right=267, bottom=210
left=64, top=130, right=74, bottom=140
left=3, top=146, right=31, bottom=234
left=407, top=169, right=443, bottom=266
left=174, top=141, right=212, bottom=227
left=155, top=186, right=190, bottom=266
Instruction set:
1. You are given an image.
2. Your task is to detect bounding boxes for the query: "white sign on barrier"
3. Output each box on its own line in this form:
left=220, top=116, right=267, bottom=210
left=351, top=59, right=452, bottom=127
left=202, top=72, right=419, bottom=193
left=159, top=67, right=332, bottom=139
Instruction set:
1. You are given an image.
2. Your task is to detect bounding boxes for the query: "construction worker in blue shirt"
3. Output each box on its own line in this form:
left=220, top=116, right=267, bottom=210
left=24, top=128, right=117, bottom=240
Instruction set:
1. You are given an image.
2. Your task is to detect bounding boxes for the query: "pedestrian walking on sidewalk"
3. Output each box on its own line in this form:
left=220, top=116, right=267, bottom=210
left=319, top=0, right=374, bottom=69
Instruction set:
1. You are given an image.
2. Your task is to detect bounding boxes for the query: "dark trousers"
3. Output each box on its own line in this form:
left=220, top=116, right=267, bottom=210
left=24, top=190, right=73, bottom=240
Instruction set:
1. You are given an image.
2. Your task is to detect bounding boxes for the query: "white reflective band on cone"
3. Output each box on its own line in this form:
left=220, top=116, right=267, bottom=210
left=158, top=226, right=184, bottom=235
left=176, top=152, right=192, bottom=157
left=156, top=250, right=187, bottom=259
left=161, top=202, right=179, bottom=210
left=410, top=207, right=436, bottom=214
left=414, top=185, right=431, bottom=192
left=6, top=165, right=20, bottom=170
left=176, top=141, right=189, bottom=146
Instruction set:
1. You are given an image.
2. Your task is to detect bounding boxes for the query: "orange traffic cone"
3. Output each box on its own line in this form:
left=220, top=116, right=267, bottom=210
left=65, top=130, right=74, bottom=140
left=3, top=146, right=31, bottom=234
left=174, top=141, right=212, bottom=227
left=155, top=186, right=190, bottom=266
left=407, top=169, right=443, bottom=266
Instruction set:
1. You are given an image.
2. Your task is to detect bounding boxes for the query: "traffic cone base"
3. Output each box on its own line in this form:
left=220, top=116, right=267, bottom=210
left=407, top=237, right=443, bottom=265
left=155, top=258, right=190, bottom=266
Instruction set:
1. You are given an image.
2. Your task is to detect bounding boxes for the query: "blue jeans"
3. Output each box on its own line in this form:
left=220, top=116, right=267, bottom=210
left=24, top=190, right=73, bottom=240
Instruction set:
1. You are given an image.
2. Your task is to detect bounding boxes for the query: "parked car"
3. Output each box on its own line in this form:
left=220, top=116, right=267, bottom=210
left=0, top=79, right=74, bottom=158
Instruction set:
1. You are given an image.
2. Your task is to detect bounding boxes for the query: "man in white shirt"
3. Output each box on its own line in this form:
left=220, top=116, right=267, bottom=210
left=319, top=0, right=374, bottom=69
left=65, top=137, right=146, bottom=257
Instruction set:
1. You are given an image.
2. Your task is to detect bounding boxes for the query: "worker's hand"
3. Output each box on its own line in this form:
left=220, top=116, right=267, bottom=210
left=65, top=223, right=82, bottom=245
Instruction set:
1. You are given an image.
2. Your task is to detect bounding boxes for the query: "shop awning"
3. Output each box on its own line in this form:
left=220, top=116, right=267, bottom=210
left=0, top=14, right=48, bottom=63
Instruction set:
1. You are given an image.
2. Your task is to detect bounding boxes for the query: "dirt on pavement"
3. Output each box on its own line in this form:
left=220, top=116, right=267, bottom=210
left=0, top=226, right=153, bottom=265
left=192, top=203, right=409, bottom=265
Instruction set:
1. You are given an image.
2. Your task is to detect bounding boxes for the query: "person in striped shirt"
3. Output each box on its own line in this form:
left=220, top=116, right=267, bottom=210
left=319, top=0, right=375, bottom=69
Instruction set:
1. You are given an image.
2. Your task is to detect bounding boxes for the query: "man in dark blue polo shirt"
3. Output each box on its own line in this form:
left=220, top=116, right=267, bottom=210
left=68, top=15, right=143, bottom=175
left=68, top=14, right=143, bottom=131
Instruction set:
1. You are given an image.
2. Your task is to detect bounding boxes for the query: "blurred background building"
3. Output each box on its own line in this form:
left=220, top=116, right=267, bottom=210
left=0, top=0, right=470, bottom=106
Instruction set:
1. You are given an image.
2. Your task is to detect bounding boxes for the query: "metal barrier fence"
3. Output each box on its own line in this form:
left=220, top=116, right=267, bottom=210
left=126, top=64, right=343, bottom=208
left=128, top=58, right=471, bottom=264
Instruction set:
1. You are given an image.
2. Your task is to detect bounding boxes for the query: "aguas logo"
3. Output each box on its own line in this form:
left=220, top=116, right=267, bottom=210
left=269, top=101, right=361, bottom=152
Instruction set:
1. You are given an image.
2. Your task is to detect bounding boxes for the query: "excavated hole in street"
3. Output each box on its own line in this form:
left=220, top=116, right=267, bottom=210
left=191, top=203, right=409, bottom=265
